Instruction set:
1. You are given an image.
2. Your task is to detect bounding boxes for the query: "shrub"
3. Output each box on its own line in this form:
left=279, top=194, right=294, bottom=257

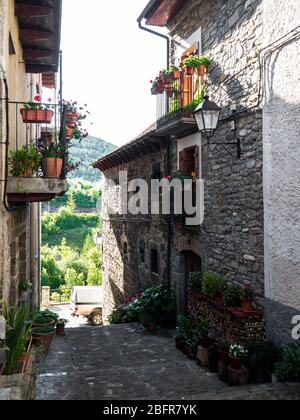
left=188, top=272, right=203, bottom=291
left=275, top=344, right=300, bottom=383
left=223, top=283, right=241, bottom=307
left=33, top=309, right=59, bottom=325
left=176, top=315, right=193, bottom=340
left=203, top=272, right=225, bottom=298
left=196, top=320, right=210, bottom=337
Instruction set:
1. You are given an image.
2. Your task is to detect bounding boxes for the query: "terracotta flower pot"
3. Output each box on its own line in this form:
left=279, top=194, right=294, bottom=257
left=218, top=349, right=229, bottom=363
left=42, top=158, right=63, bottom=179
left=56, top=325, right=65, bottom=336
left=32, top=331, right=55, bottom=352
left=185, top=66, right=195, bottom=76
left=20, top=109, right=54, bottom=124
left=199, top=336, right=212, bottom=349
left=18, top=352, right=31, bottom=373
left=229, top=355, right=245, bottom=370
left=32, top=320, right=55, bottom=328
left=66, top=112, right=78, bottom=122
left=241, top=298, right=254, bottom=312
left=66, top=127, right=75, bottom=139
left=22, top=168, right=33, bottom=178
left=197, top=64, right=207, bottom=77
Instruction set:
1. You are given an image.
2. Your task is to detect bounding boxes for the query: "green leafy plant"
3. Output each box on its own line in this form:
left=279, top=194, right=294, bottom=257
left=32, top=326, right=55, bottom=334
left=2, top=304, right=32, bottom=376
left=198, top=56, right=212, bottom=67
left=247, top=342, right=280, bottom=382
left=196, top=320, right=210, bottom=338
left=19, top=280, right=32, bottom=292
left=33, top=309, right=59, bottom=325
left=230, top=344, right=248, bottom=359
left=223, top=283, right=241, bottom=307
left=182, top=55, right=212, bottom=69
left=275, top=344, right=300, bottom=383
left=9, top=145, right=42, bottom=177
left=241, top=286, right=255, bottom=300
left=188, top=272, right=203, bottom=291
left=203, top=272, right=225, bottom=298
left=128, top=285, right=173, bottom=327
left=56, top=319, right=68, bottom=328
left=176, top=315, right=193, bottom=341
left=24, top=95, right=52, bottom=111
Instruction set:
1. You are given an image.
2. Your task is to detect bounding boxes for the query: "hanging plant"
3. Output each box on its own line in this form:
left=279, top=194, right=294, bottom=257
left=20, top=96, right=54, bottom=124
left=182, top=55, right=212, bottom=77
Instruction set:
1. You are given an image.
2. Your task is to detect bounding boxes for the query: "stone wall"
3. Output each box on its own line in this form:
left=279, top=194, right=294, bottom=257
left=262, top=0, right=300, bottom=345
left=169, top=0, right=264, bottom=308
left=101, top=147, right=170, bottom=322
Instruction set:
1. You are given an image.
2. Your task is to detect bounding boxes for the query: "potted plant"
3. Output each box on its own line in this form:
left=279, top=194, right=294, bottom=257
left=20, top=96, right=53, bottom=124
left=247, top=342, right=280, bottom=383
left=32, top=309, right=59, bottom=328
left=19, top=280, right=32, bottom=302
left=42, top=142, right=64, bottom=179
left=175, top=315, right=193, bottom=351
left=223, top=283, right=241, bottom=308
left=32, top=326, right=56, bottom=352
left=196, top=320, right=211, bottom=349
left=9, top=145, right=42, bottom=177
left=56, top=319, right=68, bottom=336
left=2, top=304, right=32, bottom=376
left=166, top=66, right=181, bottom=83
left=197, top=56, right=212, bottom=76
left=150, top=78, right=164, bottom=95
left=188, top=272, right=203, bottom=292
left=229, top=344, right=248, bottom=370
left=240, top=286, right=255, bottom=312
left=202, top=272, right=225, bottom=298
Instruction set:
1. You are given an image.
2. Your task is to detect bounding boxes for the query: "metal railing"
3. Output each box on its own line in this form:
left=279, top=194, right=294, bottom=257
left=156, top=70, right=203, bottom=128
left=3, top=100, right=68, bottom=180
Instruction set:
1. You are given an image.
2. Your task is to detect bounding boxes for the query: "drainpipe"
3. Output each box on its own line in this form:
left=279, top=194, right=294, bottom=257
left=0, top=63, right=11, bottom=213
left=137, top=19, right=170, bottom=69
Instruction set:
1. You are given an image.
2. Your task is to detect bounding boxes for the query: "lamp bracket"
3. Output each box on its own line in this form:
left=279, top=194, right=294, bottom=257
left=208, top=137, right=242, bottom=159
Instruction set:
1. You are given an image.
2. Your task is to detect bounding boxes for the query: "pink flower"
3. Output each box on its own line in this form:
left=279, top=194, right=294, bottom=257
left=34, top=95, right=42, bottom=102
left=48, top=98, right=52, bottom=103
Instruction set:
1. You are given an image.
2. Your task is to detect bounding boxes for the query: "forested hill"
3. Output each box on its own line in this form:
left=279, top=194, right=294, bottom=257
left=68, top=136, right=117, bottom=183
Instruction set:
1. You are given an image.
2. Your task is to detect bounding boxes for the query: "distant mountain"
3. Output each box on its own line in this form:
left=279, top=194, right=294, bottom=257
left=68, top=136, right=117, bottom=183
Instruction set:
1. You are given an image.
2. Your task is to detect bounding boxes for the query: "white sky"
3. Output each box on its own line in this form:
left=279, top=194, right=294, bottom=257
left=61, top=0, right=167, bottom=146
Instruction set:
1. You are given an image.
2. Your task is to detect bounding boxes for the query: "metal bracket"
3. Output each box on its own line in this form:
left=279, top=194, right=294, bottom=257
left=208, top=137, right=242, bottom=159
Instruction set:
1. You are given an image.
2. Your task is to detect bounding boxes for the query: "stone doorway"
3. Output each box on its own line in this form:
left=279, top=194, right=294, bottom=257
left=178, top=251, right=202, bottom=313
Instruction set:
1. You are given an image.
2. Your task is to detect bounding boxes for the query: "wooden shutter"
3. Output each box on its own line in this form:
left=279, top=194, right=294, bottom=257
left=179, top=150, right=194, bottom=176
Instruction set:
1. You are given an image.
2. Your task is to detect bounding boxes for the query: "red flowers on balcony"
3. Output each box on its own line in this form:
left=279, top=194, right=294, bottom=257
left=20, top=96, right=54, bottom=124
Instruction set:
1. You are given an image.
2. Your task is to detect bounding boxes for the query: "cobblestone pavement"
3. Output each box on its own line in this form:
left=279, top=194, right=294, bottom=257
left=36, top=324, right=300, bottom=401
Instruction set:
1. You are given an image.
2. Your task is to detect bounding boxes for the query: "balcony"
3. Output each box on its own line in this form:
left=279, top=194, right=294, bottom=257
left=3, top=100, right=69, bottom=205
left=152, top=66, right=204, bottom=138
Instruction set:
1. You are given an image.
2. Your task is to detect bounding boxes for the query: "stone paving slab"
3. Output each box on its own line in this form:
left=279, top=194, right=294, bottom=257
left=36, top=324, right=300, bottom=401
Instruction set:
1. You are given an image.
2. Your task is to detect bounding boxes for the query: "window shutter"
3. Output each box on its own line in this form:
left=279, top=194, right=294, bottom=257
left=179, top=150, right=194, bottom=176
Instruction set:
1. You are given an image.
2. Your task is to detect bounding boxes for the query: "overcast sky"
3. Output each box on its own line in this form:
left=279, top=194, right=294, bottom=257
left=61, top=0, right=167, bottom=146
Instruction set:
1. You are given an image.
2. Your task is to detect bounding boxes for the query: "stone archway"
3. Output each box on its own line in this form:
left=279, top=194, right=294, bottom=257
left=176, top=236, right=206, bottom=313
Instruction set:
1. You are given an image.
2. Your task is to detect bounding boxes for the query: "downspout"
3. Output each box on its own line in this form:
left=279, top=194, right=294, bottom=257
left=137, top=19, right=172, bottom=288
left=137, top=19, right=170, bottom=69
left=0, top=64, right=11, bottom=213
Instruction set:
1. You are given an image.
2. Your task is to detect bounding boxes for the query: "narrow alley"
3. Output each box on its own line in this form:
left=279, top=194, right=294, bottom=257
left=36, top=325, right=300, bottom=401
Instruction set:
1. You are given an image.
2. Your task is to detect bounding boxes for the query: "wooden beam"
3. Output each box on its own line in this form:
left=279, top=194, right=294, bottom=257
left=26, top=64, right=53, bottom=74
left=19, top=28, right=52, bottom=42
left=24, top=48, right=52, bottom=59
left=15, top=4, right=53, bottom=18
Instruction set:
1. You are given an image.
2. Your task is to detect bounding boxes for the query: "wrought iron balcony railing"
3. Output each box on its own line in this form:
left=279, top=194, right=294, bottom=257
left=154, top=70, right=203, bottom=131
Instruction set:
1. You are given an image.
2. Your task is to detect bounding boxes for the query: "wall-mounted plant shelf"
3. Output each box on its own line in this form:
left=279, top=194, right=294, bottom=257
left=7, top=177, right=67, bottom=204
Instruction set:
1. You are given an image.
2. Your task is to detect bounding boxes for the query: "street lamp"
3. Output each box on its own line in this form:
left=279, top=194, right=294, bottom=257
left=194, top=95, right=241, bottom=159
left=194, top=95, right=221, bottom=140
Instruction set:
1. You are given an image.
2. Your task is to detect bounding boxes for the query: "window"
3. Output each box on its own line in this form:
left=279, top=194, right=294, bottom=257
left=151, top=249, right=159, bottom=275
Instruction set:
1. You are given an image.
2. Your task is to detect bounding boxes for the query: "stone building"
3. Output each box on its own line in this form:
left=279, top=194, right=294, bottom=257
left=93, top=0, right=300, bottom=345
left=0, top=0, right=63, bottom=309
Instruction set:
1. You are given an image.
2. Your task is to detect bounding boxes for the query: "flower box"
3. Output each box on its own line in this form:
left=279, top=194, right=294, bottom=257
left=20, top=109, right=54, bottom=124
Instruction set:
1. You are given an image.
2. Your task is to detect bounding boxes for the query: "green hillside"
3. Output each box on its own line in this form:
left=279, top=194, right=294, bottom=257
left=68, top=136, right=117, bottom=183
